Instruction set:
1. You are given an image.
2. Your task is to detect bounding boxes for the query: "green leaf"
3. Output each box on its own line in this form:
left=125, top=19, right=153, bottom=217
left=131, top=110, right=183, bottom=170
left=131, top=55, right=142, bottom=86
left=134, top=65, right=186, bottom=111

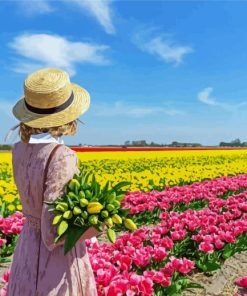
left=185, top=282, right=204, bottom=289
left=0, top=202, right=6, bottom=217
left=74, top=185, right=79, bottom=196
left=165, top=281, right=182, bottom=296
left=102, top=180, right=110, bottom=195
left=110, top=181, right=131, bottom=193
left=64, top=225, right=90, bottom=255
left=74, top=173, right=81, bottom=181
left=223, top=244, right=234, bottom=259
left=97, top=183, right=101, bottom=196
left=91, top=174, right=96, bottom=190
left=0, top=257, right=11, bottom=263
left=67, top=196, right=74, bottom=209
left=118, top=208, right=130, bottom=216
left=202, top=262, right=220, bottom=272
left=196, top=260, right=204, bottom=270
left=94, top=181, right=100, bottom=198
left=84, top=172, right=90, bottom=184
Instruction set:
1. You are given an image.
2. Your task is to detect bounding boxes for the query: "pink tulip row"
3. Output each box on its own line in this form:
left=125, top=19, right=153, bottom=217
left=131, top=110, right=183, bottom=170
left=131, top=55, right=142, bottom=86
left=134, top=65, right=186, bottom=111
left=0, top=211, right=25, bottom=250
left=123, top=174, right=247, bottom=215
left=0, top=213, right=23, bottom=295
left=158, top=191, right=247, bottom=253
left=2, top=175, right=247, bottom=295
left=0, top=212, right=25, bottom=236
left=86, top=231, right=195, bottom=296
left=0, top=212, right=25, bottom=296
left=83, top=187, right=247, bottom=295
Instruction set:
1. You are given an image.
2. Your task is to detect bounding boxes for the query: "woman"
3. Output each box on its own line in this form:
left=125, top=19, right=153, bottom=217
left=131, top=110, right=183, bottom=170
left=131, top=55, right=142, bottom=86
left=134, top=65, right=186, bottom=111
left=6, top=68, right=99, bottom=296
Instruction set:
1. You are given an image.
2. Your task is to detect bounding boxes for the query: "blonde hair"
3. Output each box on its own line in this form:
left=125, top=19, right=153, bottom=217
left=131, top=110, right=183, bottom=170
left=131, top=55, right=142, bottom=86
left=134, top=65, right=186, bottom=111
left=19, top=120, right=77, bottom=143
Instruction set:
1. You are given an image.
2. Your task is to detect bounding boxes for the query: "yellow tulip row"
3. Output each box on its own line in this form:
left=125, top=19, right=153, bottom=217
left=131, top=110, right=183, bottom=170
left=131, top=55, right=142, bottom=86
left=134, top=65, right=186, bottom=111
left=1, top=149, right=247, bottom=213
left=77, top=149, right=247, bottom=191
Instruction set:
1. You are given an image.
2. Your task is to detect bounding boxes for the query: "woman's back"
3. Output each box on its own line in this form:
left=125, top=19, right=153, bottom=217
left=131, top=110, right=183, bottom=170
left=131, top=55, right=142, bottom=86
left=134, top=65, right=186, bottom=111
left=7, top=142, right=98, bottom=296
left=12, top=142, right=60, bottom=218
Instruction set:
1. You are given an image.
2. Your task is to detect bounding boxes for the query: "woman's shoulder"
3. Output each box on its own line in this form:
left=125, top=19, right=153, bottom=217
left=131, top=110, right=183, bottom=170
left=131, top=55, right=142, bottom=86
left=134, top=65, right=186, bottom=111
left=52, top=144, right=78, bottom=164
left=49, top=144, right=78, bottom=173
left=57, top=144, right=77, bottom=157
left=11, top=141, right=22, bottom=156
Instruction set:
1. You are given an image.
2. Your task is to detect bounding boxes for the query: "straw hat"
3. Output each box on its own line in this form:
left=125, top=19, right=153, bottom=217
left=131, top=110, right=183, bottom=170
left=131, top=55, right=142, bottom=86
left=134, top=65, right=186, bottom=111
left=12, top=68, right=90, bottom=128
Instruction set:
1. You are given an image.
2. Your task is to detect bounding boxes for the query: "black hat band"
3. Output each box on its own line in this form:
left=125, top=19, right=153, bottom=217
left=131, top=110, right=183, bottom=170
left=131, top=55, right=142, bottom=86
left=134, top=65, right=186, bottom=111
left=24, top=92, right=74, bottom=115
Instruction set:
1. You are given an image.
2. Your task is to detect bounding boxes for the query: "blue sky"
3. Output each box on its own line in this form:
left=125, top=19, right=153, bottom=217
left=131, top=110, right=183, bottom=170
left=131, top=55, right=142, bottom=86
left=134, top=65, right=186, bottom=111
left=1, top=1, right=247, bottom=145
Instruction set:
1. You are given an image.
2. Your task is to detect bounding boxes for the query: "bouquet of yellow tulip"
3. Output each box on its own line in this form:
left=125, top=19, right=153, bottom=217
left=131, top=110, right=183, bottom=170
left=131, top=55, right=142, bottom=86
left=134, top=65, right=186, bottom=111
left=45, top=171, right=137, bottom=255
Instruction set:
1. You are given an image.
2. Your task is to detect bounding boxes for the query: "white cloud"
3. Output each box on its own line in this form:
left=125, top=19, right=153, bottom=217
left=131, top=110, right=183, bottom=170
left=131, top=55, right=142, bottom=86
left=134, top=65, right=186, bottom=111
left=197, top=87, right=247, bottom=112
left=19, top=0, right=53, bottom=15
left=69, top=0, right=115, bottom=34
left=9, top=33, right=110, bottom=76
left=198, top=87, right=216, bottom=105
left=134, top=29, right=193, bottom=66
left=92, top=100, right=185, bottom=118
left=16, top=0, right=115, bottom=34
left=145, top=37, right=193, bottom=65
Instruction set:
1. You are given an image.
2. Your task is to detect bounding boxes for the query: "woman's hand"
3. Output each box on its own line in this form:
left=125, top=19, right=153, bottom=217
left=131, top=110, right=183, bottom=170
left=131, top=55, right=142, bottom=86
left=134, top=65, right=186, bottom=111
left=79, top=226, right=103, bottom=242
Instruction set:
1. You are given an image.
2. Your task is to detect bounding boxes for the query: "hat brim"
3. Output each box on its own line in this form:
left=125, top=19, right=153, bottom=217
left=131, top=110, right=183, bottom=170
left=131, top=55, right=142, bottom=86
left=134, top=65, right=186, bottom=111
left=12, top=83, right=90, bottom=128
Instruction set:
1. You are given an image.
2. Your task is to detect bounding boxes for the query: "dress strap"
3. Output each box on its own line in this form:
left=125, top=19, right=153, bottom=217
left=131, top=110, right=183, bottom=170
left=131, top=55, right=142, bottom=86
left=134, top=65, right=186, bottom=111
left=35, top=143, right=63, bottom=294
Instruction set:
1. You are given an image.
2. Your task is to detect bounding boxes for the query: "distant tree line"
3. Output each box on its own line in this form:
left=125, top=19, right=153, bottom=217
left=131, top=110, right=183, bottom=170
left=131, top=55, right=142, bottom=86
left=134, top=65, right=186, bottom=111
left=0, top=144, right=12, bottom=150
left=124, top=140, right=202, bottom=147
left=219, top=139, right=247, bottom=147
left=1, top=139, right=247, bottom=149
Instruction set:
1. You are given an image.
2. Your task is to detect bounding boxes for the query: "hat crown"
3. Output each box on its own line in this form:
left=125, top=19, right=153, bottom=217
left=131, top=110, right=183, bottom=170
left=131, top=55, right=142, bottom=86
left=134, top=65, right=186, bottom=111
left=24, top=68, right=72, bottom=109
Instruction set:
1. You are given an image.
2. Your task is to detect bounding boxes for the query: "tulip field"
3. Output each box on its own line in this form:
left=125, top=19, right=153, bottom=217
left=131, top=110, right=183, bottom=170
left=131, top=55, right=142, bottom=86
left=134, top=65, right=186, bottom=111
left=1, top=149, right=247, bottom=295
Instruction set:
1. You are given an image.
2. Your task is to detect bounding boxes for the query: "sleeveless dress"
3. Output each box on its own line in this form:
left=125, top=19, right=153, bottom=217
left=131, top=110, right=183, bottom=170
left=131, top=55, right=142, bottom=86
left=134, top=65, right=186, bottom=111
left=7, top=141, right=98, bottom=296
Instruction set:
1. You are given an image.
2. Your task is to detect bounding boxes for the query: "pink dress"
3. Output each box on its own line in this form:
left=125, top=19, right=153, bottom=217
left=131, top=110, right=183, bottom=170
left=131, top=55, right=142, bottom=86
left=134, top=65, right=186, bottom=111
left=7, top=142, right=98, bottom=296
